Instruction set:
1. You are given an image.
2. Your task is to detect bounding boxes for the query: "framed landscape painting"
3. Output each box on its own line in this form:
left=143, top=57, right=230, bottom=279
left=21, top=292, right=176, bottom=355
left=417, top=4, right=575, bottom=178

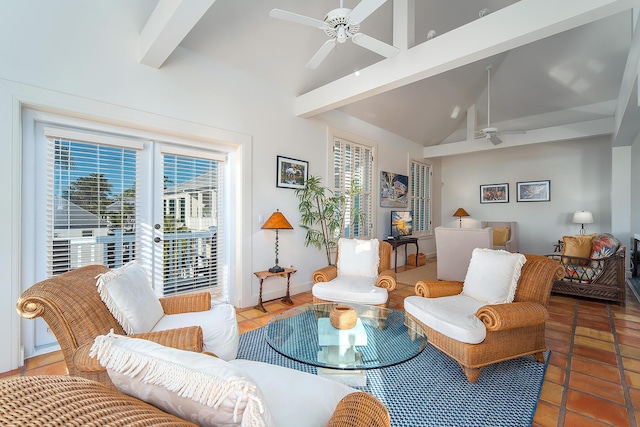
left=480, top=183, right=509, bottom=204
left=276, top=156, right=308, bottom=189
left=516, top=180, right=550, bottom=202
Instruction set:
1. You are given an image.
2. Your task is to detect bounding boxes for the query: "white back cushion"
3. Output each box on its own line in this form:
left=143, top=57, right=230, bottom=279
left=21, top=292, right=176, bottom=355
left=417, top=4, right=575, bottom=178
left=95, top=261, right=164, bottom=334
left=337, top=238, right=380, bottom=278
left=152, top=302, right=240, bottom=361
left=91, top=333, right=273, bottom=427
left=462, top=248, right=526, bottom=304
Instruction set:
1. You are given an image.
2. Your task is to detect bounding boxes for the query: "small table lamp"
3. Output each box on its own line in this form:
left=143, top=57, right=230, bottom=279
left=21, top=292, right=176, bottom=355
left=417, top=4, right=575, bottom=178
left=453, top=207, right=470, bottom=228
left=262, top=209, right=293, bottom=273
left=572, top=211, right=593, bottom=235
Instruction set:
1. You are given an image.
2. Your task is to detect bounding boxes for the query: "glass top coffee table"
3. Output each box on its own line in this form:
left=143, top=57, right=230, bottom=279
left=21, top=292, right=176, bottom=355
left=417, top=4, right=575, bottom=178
left=264, top=303, right=427, bottom=385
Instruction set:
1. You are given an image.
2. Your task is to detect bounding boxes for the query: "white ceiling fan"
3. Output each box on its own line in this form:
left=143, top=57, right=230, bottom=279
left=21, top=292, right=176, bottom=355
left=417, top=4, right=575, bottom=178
left=476, top=65, right=526, bottom=145
left=269, top=0, right=399, bottom=69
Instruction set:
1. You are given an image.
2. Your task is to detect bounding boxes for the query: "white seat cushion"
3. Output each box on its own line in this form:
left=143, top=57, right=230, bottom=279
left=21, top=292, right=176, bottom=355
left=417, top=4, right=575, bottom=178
left=152, top=302, right=240, bottom=361
left=404, top=295, right=487, bottom=344
left=312, top=276, right=388, bottom=305
left=337, top=238, right=380, bottom=278
left=95, top=261, right=164, bottom=334
left=230, top=359, right=355, bottom=427
left=462, top=248, right=526, bottom=304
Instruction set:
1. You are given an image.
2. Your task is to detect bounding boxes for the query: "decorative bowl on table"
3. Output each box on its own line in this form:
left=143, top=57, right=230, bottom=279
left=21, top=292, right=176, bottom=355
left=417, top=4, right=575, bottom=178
left=329, top=305, right=357, bottom=329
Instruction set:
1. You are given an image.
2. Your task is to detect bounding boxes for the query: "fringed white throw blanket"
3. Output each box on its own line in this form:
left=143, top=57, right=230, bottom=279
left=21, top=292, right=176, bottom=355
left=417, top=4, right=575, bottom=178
left=91, top=332, right=271, bottom=427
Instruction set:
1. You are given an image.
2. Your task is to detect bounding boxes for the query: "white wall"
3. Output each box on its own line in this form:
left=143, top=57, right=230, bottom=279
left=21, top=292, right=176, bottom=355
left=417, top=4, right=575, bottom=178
left=0, top=2, right=424, bottom=372
left=435, top=137, right=613, bottom=254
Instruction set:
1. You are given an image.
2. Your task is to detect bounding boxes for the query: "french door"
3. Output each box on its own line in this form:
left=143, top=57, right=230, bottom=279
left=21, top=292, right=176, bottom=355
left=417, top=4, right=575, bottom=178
left=23, top=113, right=227, bottom=356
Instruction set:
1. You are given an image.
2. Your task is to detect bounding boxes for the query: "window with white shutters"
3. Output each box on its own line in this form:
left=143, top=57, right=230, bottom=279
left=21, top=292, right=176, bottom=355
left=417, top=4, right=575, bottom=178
left=410, top=159, right=431, bottom=234
left=332, top=137, right=373, bottom=238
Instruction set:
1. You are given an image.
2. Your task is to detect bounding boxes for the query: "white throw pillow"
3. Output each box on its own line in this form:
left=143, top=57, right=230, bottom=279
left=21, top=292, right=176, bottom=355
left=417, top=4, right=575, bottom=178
left=90, top=333, right=274, bottom=427
left=337, top=238, right=380, bottom=279
left=461, top=248, right=526, bottom=304
left=95, top=261, right=164, bottom=334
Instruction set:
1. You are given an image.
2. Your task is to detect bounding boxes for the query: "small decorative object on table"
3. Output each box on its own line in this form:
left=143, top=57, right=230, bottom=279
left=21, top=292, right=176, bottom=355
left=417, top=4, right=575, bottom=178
left=330, top=305, right=357, bottom=330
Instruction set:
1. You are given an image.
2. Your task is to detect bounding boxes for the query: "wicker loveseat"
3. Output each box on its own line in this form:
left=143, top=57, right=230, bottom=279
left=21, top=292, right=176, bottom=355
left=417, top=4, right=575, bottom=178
left=0, top=376, right=390, bottom=427
left=547, top=233, right=626, bottom=305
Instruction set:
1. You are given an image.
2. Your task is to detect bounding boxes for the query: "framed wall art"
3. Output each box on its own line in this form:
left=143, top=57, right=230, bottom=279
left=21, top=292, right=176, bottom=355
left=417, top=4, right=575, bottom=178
left=276, top=156, right=308, bottom=189
left=380, top=171, right=408, bottom=208
left=516, top=180, right=550, bottom=202
left=480, top=183, right=509, bottom=204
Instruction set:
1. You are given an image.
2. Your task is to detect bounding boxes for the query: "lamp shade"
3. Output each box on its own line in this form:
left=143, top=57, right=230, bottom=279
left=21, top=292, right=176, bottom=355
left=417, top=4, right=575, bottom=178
left=452, top=208, right=470, bottom=218
left=572, top=211, right=594, bottom=224
left=262, top=210, right=293, bottom=230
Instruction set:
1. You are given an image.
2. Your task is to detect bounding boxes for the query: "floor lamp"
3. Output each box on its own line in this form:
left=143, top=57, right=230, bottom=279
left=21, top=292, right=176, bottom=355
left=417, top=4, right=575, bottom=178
left=262, top=209, right=293, bottom=273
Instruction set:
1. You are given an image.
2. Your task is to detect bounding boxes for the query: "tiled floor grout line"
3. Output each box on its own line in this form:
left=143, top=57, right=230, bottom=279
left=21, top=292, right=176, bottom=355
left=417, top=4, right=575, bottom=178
left=609, top=302, right=637, bottom=427
left=556, top=299, right=578, bottom=427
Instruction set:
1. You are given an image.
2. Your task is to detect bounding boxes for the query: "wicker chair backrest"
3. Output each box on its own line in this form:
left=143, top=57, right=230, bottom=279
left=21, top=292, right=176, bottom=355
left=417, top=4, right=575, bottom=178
left=16, top=265, right=124, bottom=375
left=514, top=254, right=564, bottom=306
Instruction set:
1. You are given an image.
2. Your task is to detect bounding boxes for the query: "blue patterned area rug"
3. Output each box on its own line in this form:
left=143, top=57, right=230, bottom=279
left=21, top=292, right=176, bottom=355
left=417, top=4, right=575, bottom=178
left=238, top=328, right=549, bottom=427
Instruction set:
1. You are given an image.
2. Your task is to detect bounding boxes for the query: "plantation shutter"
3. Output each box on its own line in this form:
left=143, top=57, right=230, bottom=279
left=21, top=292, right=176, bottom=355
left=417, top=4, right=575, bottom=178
left=44, top=127, right=142, bottom=277
left=160, top=147, right=226, bottom=296
left=410, top=160, right=431, bottom=233
left=332, top=137, right=373, bottom=238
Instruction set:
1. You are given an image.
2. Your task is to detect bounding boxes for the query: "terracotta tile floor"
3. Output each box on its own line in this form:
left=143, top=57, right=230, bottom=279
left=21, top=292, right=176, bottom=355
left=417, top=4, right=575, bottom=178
left=4, top=262, right=640, bottom=427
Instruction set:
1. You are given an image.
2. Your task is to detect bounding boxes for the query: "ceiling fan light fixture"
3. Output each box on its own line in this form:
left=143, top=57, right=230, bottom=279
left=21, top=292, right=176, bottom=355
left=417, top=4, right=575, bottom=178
left=336, top=25, right=348, bottom=43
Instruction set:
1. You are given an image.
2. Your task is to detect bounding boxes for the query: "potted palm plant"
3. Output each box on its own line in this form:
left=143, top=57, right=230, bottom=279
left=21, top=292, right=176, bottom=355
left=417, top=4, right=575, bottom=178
left=294, top=175, right=364, bottom=265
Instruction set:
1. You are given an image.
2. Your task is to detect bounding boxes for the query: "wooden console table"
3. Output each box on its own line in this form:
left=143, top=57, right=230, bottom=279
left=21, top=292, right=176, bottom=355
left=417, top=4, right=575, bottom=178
left=385, top=237, right=419, bottom=272
left=253, top=268, right=296, bottom=312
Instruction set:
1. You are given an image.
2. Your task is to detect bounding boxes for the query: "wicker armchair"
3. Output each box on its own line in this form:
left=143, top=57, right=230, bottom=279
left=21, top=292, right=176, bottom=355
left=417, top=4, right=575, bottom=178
left=0, top=376, right=390, bottom=427
left=312, top=239, right=396, bottom=308
left=405, top=254, right=563, bottom=382
left=547, top=242, right=626, bottom=305
left=16, top=265, right=214, bottom=388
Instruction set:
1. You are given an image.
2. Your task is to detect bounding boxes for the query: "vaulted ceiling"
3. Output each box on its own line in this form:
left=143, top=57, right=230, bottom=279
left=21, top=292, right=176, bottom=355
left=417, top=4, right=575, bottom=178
left=137, top=0, right=639, bottom=156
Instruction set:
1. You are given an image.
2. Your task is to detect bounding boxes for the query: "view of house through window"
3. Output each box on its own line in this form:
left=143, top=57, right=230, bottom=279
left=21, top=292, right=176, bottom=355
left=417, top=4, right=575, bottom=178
left=332, top=137, right=373, bottom=238
left=410, top=159, right=431, bottom=233
left=161, top=154, right=223, bottom=295
left=48, top=132, right=225, bottom=296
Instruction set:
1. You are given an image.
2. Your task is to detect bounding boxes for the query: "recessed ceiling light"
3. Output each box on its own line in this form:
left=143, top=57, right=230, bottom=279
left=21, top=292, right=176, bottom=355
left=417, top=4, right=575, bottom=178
left=354, top=70, right=361, bottom=76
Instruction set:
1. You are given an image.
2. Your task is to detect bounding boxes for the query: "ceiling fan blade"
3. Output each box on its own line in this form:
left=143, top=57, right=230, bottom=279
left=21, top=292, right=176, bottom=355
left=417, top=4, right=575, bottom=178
left=500, top=130, right=527, bottom=135
left=306, top=39, right=337, bottom=69
left=488, top=134, right=502, bottom=145
left=348, top=0, right=387, bottom=24
left=351, top=33, right=399, bottom=58
left=269, top=9, right=326, bottom=29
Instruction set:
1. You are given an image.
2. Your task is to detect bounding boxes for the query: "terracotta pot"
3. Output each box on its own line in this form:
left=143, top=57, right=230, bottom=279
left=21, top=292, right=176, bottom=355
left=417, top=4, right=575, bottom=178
left=330, top=305, right=357, bottom=330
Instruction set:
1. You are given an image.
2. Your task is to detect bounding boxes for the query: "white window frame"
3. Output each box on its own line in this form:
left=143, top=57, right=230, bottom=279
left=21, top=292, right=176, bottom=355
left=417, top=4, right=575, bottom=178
left=329, top=131, right=375, bottom=239
left=410, top=158, right=432, bottom=236
left=20, top=107, right=250, bottom=359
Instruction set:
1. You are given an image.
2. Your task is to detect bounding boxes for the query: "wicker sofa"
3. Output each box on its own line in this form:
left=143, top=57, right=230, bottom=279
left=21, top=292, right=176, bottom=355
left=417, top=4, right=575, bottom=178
left=0, top=375, right=390, bottom=427
left=547, top=233, right=626, bottom=305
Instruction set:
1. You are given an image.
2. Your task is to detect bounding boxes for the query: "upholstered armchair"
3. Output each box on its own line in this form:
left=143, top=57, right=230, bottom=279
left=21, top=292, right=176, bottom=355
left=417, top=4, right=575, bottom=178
left=481, top=221, right=518, bottom=252
left=16, top=264, right=239, bottom=388
left=434, top=226, right=493, bottom=281
left=312, top=238, right=396, bottom=308
left=404, top=251, right=563, bottom=382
